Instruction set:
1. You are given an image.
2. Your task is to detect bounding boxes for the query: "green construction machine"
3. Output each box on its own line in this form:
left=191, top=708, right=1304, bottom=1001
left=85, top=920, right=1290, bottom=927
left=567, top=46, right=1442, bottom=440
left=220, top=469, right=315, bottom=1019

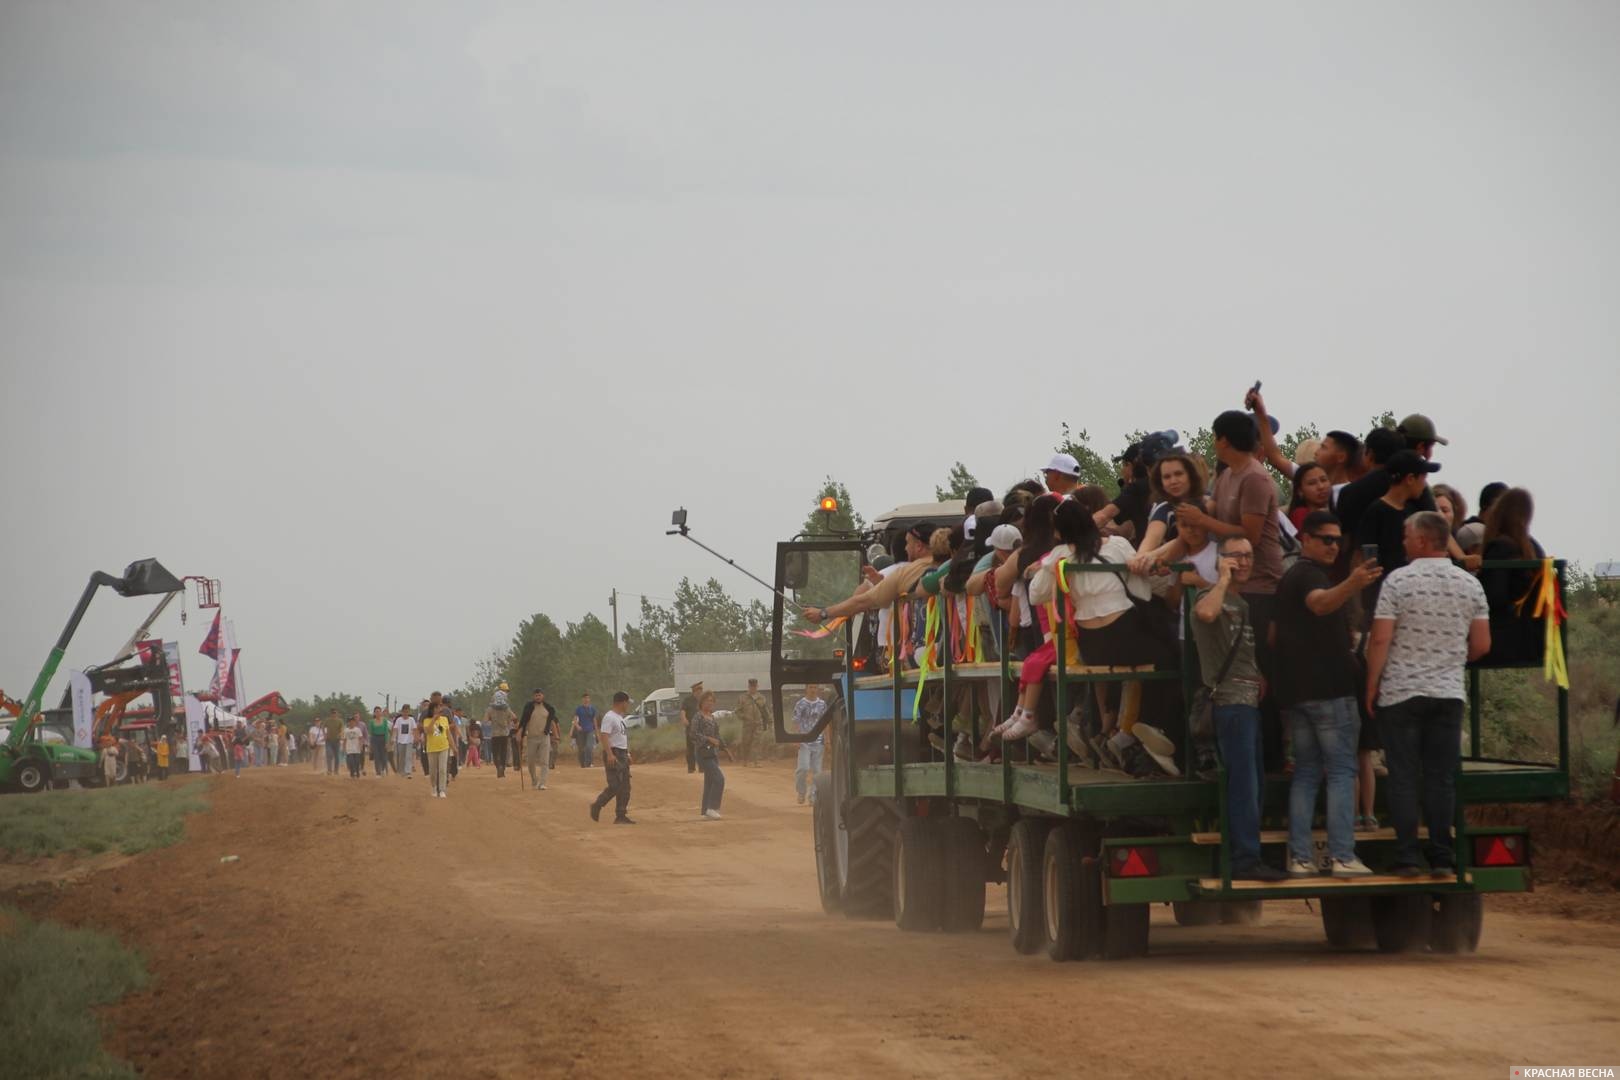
left=1, top=558, right=183, bottom=794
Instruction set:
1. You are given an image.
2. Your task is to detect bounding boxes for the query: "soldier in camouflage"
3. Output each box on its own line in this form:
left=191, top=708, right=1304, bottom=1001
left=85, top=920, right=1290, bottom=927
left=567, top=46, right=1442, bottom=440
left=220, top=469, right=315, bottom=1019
left=734, top=678, right=773, bottom=767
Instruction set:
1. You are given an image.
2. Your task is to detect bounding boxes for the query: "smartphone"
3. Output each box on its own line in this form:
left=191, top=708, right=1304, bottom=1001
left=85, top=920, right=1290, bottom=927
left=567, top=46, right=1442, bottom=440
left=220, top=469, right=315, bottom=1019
left=1360, top=543, right=1379, bottom=562
left=1251, top=379, right=1262, bottom=395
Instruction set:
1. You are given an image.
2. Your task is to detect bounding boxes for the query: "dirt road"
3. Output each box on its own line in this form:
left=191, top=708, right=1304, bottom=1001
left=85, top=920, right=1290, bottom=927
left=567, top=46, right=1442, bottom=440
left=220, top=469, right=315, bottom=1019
left=16, top=758, right=1620, bottom=1079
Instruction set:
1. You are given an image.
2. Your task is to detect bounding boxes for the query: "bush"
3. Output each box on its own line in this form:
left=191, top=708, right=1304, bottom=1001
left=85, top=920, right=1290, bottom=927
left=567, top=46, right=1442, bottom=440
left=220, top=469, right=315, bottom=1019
left=0, top=780, right=209, bottom=859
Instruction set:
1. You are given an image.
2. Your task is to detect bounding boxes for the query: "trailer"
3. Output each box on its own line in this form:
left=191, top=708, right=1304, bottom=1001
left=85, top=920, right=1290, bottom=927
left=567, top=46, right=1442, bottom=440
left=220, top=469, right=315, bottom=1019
left=769, top=536, right=1567, bottom=959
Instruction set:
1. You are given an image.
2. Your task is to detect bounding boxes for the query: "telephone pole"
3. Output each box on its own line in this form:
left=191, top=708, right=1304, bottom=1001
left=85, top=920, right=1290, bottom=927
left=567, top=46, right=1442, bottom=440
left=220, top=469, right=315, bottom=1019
left=609, top=588, right=619, bottom=649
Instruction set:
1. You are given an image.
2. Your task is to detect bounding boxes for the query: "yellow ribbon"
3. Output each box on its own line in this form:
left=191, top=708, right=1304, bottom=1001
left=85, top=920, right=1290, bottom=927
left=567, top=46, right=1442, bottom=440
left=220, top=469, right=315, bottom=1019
left=914, top=596, right=940, bottom=721
left=1515, top=557, right=1568, bottom=689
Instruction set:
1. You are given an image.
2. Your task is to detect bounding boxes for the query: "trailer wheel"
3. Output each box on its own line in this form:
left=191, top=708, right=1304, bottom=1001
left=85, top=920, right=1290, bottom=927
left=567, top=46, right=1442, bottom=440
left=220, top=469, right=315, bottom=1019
left=1006, top=819, right=1049, bottom=955
left=812, top=774, right=841, bottom=914
left=1371, top=893, right=1432, bottom=953
left=894, top=818, right=944, bottom=932
left=940, top=817, right=988, bottom=933
left=1320, top=896, right=1375, bottom=949
left=1102, top=902, right=1150, bottom=960
left=14, top=758, right=49, bottom=795
left=1171, top=901, right=1221, bottom=927
left=1430, top=893, right=1483, bottom=955
left=1042, top=826, right=1083, bottom=961
left=1220, top=900, right=1264, bottom=926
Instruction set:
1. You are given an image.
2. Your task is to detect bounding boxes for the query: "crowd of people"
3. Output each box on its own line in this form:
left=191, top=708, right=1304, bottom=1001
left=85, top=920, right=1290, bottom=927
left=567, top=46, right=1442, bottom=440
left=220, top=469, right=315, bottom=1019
left=802, top=384, right=1546, bottom=883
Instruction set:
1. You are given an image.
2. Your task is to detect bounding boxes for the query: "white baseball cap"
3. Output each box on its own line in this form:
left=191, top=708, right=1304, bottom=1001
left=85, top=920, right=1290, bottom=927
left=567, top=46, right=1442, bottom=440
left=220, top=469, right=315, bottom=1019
left=989, top=524, right=1022, bottom=551
left=1043, top=452, right=1080, bottom=478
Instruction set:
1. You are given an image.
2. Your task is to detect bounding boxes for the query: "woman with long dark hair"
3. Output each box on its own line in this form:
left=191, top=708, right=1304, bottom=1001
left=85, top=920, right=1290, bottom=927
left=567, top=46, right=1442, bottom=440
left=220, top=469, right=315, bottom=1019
left=1287, top=462, right=1333, bottom=531
left=1479, top=487, right=1546, bottom=665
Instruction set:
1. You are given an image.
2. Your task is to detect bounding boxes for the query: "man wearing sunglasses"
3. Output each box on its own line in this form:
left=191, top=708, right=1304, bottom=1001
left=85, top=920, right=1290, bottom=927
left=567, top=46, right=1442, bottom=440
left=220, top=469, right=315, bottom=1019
left=1273, top=511, right=1384, bottom=878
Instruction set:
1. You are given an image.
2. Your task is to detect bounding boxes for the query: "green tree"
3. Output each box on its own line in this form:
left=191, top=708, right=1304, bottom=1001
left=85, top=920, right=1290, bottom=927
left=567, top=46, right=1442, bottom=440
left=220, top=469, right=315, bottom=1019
left=1054, top=425, right=1119, bottom=495
left=798, top=476, right=865, bottom=539
left=934, top=461, right=981, bottom=502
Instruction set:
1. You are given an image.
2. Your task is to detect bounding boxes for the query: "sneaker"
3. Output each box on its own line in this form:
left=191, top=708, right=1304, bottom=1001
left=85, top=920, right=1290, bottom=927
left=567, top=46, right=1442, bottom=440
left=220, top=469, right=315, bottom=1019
left=705, top=809, right=722, bottom=820
left=1429, top=863, right=1456, bottom=879
left=1390, top=864, right=1423, bottom=879
left=538, top=785, right=547, bottom=790
left=1287, top=857, right=1319, bottom=878
left=1233, top=863, right=1289, bottom=882
left=1119, top=743, right=1164, bottom=779
left=953, top=733, right=975, bottom=762
left=1131, top=723, right=1175, bottom=758
left=1093, top=734, right=1125, bottom=772
left=590, top=803, right=602, bottom=822
left=796, top=794, right=806, bottom=805
left=1001, top=712, right=1040, bottom=741
left=1027, top=730, right=1058, bottom=762
left=613, top=816, right=637, bottom=825
left=1332, top=857, right=1375, bottom=878
left=927, top=732, right=948, bottom=755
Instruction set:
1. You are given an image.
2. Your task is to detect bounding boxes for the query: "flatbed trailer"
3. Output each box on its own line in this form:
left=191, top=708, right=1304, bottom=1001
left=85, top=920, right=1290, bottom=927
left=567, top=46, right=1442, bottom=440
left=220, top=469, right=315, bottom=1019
left=770, top=539, right=1567, bottom=959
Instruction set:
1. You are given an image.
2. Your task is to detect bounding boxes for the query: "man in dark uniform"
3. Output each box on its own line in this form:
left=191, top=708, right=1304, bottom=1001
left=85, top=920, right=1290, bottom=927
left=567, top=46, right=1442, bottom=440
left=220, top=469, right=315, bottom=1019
left=679, top=680, right=703, bottom=775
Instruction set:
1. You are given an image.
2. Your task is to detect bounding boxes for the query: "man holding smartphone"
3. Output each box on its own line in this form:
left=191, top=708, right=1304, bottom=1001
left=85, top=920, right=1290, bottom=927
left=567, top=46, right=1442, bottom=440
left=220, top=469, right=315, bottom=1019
left=1354, top=450, right=1441, bottom=618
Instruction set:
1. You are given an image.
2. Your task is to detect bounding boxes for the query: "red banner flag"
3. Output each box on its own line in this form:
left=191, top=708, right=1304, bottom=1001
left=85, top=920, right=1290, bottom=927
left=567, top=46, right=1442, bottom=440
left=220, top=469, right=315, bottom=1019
left=198, top=611, right=223, bottom=660
left=221, top=648, right=242, bottom=704
left=241, top=691, right=288, bottom=718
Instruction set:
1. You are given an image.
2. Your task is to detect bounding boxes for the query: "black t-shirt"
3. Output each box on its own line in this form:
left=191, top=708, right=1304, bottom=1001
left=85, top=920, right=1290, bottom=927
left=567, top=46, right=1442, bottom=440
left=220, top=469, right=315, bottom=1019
left=1273, top=559, right=1357, bottom=706
left=1334, top=470, right=1387, bottom=540
left=1111, top=477, right=1152, bottom=547
left=1356, top=497, right=1417, bottom=612
left=680, top=695, right=699, bottom=727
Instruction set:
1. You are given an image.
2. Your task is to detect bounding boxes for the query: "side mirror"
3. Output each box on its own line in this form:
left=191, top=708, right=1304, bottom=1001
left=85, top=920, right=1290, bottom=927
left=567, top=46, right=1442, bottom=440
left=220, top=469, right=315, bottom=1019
left=783, top=552, right=810, bottom=591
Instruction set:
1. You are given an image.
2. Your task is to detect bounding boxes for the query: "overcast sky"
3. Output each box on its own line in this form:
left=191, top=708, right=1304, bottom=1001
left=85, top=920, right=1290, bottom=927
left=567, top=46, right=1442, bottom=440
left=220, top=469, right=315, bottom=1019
left=3, top=1, right=1616, bottom=707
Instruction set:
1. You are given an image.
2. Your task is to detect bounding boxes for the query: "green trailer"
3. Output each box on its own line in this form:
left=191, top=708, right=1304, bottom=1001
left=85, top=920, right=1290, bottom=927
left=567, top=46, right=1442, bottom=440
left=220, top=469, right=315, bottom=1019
left=769, top=540, right=1566, bottom=959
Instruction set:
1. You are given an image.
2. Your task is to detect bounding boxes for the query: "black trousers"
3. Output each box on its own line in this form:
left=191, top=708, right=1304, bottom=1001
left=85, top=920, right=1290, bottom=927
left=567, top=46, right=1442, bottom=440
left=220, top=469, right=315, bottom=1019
left=593, top=757, right=632, bottom=819
left=491, top=735, right=510, bottom=776
left=685, top=731, right=696, bottom=773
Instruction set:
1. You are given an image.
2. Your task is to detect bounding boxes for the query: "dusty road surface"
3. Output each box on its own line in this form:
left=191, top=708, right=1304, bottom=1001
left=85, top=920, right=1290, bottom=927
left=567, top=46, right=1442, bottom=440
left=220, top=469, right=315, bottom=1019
left=14, top=757, right=1620, bottom=1079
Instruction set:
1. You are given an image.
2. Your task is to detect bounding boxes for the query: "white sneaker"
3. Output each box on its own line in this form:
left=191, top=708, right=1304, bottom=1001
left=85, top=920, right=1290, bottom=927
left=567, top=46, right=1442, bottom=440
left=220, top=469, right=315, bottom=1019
left=539, top=785, right=547, bottom=790
left=704, top=809, right=722, bottom=820
left=1287, top=857, right=1319, bottom=878
left=1332, top=856, right=1374, bottom=877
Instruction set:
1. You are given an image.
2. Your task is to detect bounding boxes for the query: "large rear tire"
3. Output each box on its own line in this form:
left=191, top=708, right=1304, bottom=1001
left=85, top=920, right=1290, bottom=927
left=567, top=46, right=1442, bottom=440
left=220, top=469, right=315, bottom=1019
left=1042, top=826, right=1083, bottom=962
left=812, top=774, right=841, bottom=914
left=839, top=798, right=897, bottom=919
left=1006, top=819, right=1049, bottom=955
left=1430, top=893, right=1483, bottom=955
left=940, top=817, right=988, bottom=933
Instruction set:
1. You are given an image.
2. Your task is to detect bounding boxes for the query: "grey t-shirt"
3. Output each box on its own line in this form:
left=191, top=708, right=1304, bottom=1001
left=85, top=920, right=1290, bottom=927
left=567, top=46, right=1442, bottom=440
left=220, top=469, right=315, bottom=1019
left=1190, top=588, right=1262, bottom=707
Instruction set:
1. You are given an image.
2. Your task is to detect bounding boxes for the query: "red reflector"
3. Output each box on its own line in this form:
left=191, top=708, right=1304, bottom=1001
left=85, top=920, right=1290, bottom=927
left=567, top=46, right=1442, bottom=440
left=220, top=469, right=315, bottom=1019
left=852, top=657, right=867, bottom=671
left=1474, top=835, right=1523, bottom=867
left=1111, top=847, right=1158, bottom=877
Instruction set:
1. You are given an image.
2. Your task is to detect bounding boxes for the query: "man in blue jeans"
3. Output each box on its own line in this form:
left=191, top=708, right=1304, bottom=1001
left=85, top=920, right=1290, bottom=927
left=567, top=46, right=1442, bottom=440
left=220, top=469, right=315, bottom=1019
left=1274, top=510, right=1383, bottom=877
left=1365, top=511, right=1491, bottom=877
left=1192, top=536, right=1286, bottom=882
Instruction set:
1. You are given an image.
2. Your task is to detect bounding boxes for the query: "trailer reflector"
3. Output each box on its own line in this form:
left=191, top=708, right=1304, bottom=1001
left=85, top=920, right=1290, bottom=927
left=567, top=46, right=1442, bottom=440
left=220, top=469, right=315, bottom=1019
left=1475, top=835, right=1525, bottom=867
left=1110, top=847, right=1159, bottom=878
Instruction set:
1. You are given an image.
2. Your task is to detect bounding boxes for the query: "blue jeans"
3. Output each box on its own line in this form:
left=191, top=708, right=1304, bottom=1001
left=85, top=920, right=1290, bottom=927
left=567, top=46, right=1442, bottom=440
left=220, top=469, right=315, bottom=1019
left=1286, top=697, right=1360, bottom=864
left=699, top=756, right=725, bottom=813
left=795, top=742, right=824, bottom=801
left=1379, top=696, right=1463, bottom=869
left=1213, top=704, right=1265, bottom=871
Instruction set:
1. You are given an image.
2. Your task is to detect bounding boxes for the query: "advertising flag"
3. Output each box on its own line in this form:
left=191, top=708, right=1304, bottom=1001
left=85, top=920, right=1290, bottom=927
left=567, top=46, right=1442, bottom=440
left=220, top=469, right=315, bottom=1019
left=199, top=611, right=223, bottom=660
left=70, top=670, right=94, bottom=749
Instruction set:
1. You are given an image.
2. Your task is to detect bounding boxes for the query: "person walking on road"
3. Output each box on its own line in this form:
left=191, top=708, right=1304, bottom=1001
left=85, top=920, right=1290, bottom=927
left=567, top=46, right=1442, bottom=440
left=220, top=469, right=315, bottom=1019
left=520, top=689, right=558, bottom=791
left=343, top=716, right=366, bottom=778
left=307, top=721, right=323, bottom=773
left=735, top=679, right=772, bottom=768
left=570, top=693, right=597, bottom=768
left=368, top=706, right=391, bottom=776
left=484, top=684, right=516, bottom=779
left=465, top=708, right=483, bottom=767
left=423, top=704, right=454, bottom=799
left=692, top=692, right=726, bottom=820
left=679, top=681, right=703, bottom=775
left=590, top=692, right=635, bottom=824
left=792, top=684, right=828, bottom=805
left=393, top=706, right=416, bottom=777
left=323, top=709, right=344, bottom=775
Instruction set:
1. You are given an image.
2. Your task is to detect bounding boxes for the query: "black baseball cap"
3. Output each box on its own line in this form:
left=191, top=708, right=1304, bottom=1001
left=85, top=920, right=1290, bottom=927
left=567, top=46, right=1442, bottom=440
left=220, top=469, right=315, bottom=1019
left=1385, top=449, right=1441, bottom=480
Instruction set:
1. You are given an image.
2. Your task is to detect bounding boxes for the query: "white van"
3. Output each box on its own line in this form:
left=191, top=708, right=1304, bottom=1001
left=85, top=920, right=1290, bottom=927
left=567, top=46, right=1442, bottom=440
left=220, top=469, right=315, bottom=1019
left=633, top=687, right=683, bottom=730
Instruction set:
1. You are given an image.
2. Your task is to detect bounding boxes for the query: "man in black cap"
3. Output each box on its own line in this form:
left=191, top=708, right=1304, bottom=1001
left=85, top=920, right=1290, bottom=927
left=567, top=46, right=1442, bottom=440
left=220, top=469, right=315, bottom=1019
left=1355, top=450, right=1443, bottom=617
left=679, top=680, right=704, bottom=775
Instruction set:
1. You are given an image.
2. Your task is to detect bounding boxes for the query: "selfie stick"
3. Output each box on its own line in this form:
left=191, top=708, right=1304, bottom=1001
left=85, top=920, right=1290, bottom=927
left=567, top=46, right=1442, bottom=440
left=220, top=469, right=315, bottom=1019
left=666, top=510, right=804, bottom=610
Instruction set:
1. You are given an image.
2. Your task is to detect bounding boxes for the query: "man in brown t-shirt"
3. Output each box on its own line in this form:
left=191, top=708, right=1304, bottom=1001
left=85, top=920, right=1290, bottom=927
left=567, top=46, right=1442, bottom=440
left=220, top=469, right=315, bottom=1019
left=1176, top=409, right=1285, bottom=769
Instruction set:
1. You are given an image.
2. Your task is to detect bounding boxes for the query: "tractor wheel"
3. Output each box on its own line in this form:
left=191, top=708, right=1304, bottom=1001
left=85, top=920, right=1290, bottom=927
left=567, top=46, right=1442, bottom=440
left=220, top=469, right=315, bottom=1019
left=1430, top=893, right=1483, bottom=955
left=1321, top=896, right=1375, bottom=949
left=1102, top=902, right=1151, bottom=960
left=812, top=774, right=841, bottom=914
left=1171, top=901, right=1222, bottom=927
left=1371, top=893, right=1433, bottom=953
left=1219, top=900, right=1264, bottom=925
left=14, top=757, right=49, bottom=795
left=894, top=818, right=944, bottom=932
left=939, top=817, right=988, bottom=933
left=1006, top=818, right=1049, bottom=955
left=839, top=797, right=897, bottom=920
left=1042, top=825, right=1084, bottom=962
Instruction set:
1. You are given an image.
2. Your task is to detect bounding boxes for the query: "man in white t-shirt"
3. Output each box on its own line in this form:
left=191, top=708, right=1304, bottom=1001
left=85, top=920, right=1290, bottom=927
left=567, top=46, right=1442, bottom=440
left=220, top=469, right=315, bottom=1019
left=393, top=706, right=416, bottom=778
left=589, top=692, right=635, bottom=824
left=1365, top=512, right=1490, bottom=877
left=307, top=723, right=324, bottom=774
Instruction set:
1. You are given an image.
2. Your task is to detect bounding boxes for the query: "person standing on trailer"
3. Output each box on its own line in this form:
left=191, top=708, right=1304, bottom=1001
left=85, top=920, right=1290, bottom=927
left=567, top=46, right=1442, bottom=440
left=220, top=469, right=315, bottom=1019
left=590, top=692, right=635, bottom=825
left=792, top=684, right=828, bottom=805
left=1364, top=511, right=1490, bottom=877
